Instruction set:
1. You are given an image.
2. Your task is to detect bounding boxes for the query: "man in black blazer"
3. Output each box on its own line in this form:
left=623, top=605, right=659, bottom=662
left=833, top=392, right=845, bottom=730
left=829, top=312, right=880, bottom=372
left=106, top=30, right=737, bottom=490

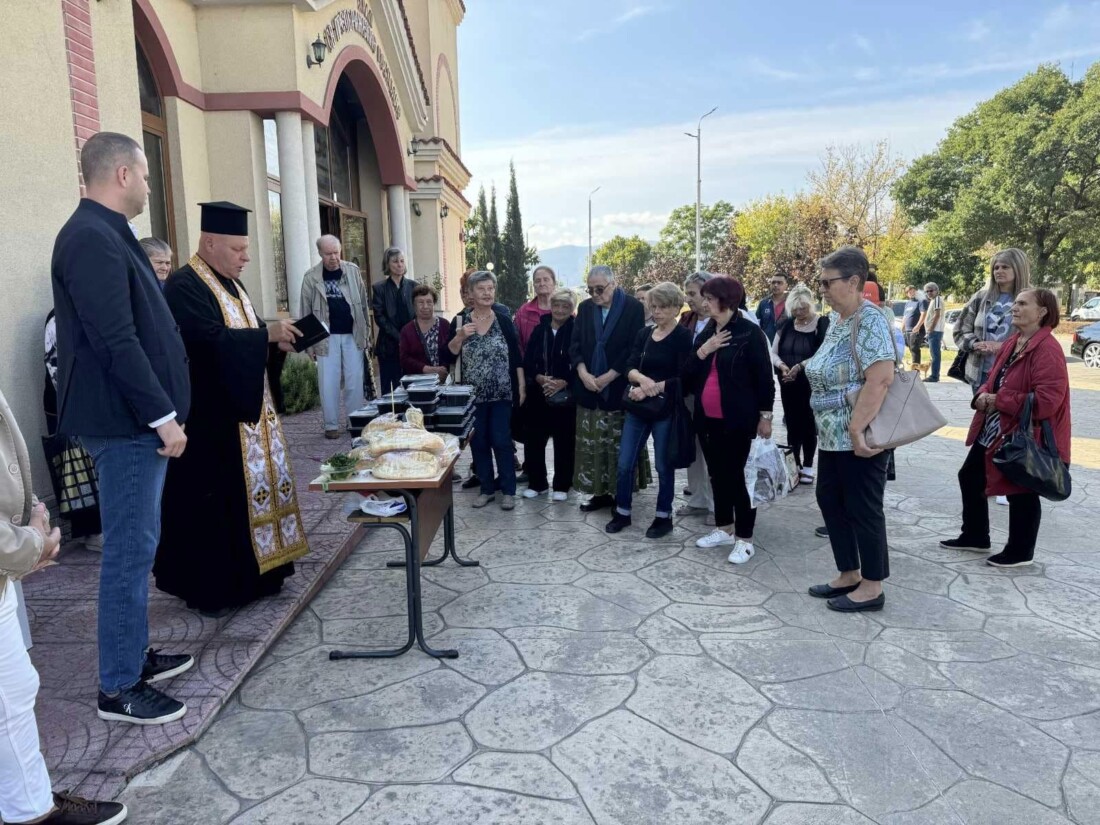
left=51, top=132, right=193, bottom=727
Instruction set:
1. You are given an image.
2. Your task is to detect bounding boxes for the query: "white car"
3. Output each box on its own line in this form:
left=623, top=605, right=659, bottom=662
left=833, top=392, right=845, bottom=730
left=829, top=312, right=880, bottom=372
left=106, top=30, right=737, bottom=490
left=1070, top=296, right=1100, bottom=321
left=942, top=309, right=962, bottom=351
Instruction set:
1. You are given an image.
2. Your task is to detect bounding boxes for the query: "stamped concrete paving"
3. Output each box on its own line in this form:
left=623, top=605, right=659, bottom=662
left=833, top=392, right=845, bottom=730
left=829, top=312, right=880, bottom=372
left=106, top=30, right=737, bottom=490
left=119, top=364, right=1100, bottom=824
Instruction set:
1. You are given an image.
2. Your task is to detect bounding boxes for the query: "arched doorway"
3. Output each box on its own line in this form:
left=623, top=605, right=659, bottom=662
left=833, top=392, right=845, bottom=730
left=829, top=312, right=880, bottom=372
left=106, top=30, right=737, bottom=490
left=136, top=42, right=176, bottom=262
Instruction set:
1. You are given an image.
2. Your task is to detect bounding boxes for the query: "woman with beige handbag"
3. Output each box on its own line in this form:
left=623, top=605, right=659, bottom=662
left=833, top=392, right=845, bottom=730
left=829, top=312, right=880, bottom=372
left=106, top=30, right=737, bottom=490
left=802, top=246, right=944, bottom=613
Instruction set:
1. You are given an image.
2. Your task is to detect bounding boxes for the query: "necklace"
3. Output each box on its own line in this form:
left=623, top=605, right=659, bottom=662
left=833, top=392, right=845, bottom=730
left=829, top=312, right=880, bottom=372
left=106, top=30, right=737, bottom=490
left=471, top=310, right=493, bottom=324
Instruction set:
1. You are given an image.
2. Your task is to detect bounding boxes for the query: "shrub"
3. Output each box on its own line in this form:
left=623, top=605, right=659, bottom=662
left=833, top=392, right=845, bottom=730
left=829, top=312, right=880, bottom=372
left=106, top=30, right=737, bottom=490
left=281, top=353, right=320, bottom=415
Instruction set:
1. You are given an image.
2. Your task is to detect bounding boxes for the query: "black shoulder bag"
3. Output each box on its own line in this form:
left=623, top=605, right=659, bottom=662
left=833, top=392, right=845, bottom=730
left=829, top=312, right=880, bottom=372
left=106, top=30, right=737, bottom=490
left=621, top=330, right=675, bottom=421
left=992, top=392, right=1071, bottom=501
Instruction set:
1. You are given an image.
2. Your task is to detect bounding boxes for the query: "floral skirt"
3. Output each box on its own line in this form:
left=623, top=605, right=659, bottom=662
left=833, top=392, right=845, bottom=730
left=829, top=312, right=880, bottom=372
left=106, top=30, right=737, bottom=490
left=573, top=407, right=652, bottom=496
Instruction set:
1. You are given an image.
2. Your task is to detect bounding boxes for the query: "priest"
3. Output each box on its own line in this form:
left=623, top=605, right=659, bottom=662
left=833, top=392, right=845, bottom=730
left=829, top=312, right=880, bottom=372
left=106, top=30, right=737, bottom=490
left=155, top=201, right=310, bottom=617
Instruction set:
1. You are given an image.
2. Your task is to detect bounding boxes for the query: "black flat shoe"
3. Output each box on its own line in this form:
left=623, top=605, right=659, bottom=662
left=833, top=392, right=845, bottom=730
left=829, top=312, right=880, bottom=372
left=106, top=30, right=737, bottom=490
left=985, top=551, right=1034, bottom=568
left=581, top=495, right=614, bottom=513
left=807, top=582, right=860, bottom=599
left=461, top=475, right=481, bottom=490
left=605, top=514, right=631, bottom=534
left=826, top=593, right=885, bottom=612
left=645, top=517, right=674, bottom=539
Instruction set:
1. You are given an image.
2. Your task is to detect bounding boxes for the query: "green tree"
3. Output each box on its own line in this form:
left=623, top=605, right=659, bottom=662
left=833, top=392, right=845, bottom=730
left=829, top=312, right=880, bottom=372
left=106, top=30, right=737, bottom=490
left=654, top=200, right=736, bottom=266
left=894, top=62, right=1100, bottom=298
left=498, top=162, right=529, bottom=310
left=591, top=235, right=653, bottom=292
left=640, top=247, right=692, bottom=286
left=464, top=186, right=490, bottom=272
left=733, top=194, right=835, bottom=297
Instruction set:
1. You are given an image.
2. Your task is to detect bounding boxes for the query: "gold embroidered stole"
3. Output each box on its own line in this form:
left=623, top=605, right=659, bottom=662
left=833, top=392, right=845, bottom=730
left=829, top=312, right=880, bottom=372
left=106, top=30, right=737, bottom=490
left=188, top=255, right=309, bottom=573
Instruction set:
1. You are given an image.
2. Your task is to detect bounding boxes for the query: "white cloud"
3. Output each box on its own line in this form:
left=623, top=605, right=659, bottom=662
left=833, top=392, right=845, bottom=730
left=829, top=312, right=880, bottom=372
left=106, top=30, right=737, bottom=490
left=745, top=57, right=813, bottom=82
left=966, top=18, right=992, bottom=42
left=464, top=93, right=980, bottom=252
left=574, top=4, right=663, bottom=43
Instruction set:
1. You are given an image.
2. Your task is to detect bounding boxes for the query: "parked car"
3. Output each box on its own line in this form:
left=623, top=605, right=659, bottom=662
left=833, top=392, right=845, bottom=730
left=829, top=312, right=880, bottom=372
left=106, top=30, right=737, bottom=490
left=890, top=300, right=906, bottom=331
left=942, top=309, right=961, bottom=351
left=1071, top=320, right=1100, bottom=369
left=1070, top=296, right=1100, bottom=321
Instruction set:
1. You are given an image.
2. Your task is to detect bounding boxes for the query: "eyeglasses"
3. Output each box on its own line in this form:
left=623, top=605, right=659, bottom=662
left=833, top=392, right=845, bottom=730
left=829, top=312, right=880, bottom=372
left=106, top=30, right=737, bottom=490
left=586, top=285, right=608, bottom=296
left=817, top=275, right=850, bottom=289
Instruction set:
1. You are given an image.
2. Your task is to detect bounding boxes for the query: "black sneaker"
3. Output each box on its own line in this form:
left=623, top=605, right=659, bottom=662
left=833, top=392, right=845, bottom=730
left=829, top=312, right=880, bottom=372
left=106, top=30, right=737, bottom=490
left=940, top=537, right=991, bottom=552
left=141, top=648, right=194, bottom=684
left=986, top=551, right=1033, bottom=568
left=39, top=791, right=127, bottom=825
left=461, top=474, right=481, bottom=490
left=605, top=513, right=631, bottom=534
left=98, top=681, right=186, bottom=725
left=581, top=494, right=614, bottom=513
left=814, top=525, right=829, bottom=538
left=646, top=517, right=674, bottom=539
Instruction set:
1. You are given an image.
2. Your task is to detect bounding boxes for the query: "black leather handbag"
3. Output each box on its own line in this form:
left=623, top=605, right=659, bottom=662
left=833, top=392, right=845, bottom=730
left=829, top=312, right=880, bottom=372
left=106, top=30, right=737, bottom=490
left=992, top=393, right=1071, bottom=502
left=947, top=347, right=968, bottom=383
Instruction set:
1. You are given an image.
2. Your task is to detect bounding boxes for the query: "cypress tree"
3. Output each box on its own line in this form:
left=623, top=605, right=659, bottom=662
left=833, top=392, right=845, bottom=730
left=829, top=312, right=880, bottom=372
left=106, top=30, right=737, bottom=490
left=499, top=162, right=529, bottom=310
left=465, top=186, right=490, bottom=271
left=487, top=185, right=503, bottom=277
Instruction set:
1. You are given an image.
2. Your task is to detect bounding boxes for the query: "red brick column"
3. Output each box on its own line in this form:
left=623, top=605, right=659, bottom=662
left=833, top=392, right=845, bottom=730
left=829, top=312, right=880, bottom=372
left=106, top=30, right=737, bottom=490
left=61, top=0, right=100, bottom=190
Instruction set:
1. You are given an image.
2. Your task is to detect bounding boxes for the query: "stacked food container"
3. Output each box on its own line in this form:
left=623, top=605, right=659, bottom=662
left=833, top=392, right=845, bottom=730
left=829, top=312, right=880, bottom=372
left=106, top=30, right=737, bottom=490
left=348, top=377, right=474, bottom=440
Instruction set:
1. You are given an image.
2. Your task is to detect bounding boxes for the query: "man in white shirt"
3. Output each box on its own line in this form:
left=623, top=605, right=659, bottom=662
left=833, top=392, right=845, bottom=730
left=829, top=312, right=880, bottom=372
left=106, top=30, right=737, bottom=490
left=914, top=281, right=945, bottom=382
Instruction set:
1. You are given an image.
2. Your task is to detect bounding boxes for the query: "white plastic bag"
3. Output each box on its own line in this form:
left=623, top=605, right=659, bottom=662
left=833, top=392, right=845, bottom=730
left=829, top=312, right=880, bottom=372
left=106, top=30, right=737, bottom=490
left=744, top=437, right=790, bottom=509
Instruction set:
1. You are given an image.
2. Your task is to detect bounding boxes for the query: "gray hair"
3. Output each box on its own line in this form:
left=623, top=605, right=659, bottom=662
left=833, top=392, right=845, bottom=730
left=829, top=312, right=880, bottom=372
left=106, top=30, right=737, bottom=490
left=381, top=246, right=405, bottom=276
left=532, top=265, right=557, bottom=282
left=316, top=234, right=341, bottom=253
left=467, top=269, right=497, bottom=290
left=647, top=281, right=686, bottom=310
left=786, top=284, right=815, bottom=314
left=923, top=281, right=940, bottom=294
left=139, top=236, right=171, bottom=258
left=549, top=287, right=576, bottom=309
left=587, top=265, right=614, bottom=283
left=684, top=271, right=715, bottom=288
left=80, top=132, right=142, bottom=186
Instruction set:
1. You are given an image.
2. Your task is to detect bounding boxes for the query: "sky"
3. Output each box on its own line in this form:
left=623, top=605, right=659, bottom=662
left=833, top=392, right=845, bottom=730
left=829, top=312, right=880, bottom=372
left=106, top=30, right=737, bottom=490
left=456, top=0, right=1100, bottom=252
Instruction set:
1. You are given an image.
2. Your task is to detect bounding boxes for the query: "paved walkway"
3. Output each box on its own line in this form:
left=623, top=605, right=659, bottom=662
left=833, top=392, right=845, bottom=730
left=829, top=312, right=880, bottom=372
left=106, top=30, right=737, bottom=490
left=116, top=362, right=1100, bottom=825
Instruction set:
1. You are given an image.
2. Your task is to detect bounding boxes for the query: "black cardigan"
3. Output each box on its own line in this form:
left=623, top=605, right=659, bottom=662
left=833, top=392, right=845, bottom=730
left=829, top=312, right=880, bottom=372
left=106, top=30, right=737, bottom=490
left=569, top=291, right=646, bottom=411
left=448, top=303, right=524, bottom=404
left=524, top=315, right=575, bottom=407
left=683, top=313, right=776, bottom=436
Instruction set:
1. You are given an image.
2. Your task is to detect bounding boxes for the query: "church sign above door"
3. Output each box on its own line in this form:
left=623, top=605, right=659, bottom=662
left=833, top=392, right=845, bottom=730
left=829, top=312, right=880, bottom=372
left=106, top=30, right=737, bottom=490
left=320, top=0, right=402, bottom=119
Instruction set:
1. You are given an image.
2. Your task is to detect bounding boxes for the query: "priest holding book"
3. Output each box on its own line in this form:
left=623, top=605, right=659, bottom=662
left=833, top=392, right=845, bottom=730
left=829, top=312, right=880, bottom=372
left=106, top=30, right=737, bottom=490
left=155, top=201, right=310, bottom=617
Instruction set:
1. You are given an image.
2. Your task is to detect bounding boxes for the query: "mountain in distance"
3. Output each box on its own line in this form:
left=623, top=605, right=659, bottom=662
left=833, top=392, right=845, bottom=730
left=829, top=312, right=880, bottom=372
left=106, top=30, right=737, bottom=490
left=532, top=245, right=589, bottom=287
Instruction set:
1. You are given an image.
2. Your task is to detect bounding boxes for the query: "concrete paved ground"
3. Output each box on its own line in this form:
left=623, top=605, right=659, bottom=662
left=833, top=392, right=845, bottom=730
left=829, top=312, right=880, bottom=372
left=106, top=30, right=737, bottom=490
left=118, top=359, right=1100, bottom=825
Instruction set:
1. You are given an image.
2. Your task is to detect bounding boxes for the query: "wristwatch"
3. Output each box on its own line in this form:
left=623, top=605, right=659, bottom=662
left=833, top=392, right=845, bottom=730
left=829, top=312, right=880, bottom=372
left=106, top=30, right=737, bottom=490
left=760, top=412, right=774, bottom=421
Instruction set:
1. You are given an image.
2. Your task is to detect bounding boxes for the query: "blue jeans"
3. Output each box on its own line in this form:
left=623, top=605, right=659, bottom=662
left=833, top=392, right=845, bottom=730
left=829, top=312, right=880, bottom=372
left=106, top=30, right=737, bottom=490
left=80, top=432, right=168, bottom=693
left=927, top=331, right=943, bottom=380
left=317, top=333, right=365, bottom=430
left=615, top=412, right=674, bottom=518
left=472, top=400, right=516, bottom=496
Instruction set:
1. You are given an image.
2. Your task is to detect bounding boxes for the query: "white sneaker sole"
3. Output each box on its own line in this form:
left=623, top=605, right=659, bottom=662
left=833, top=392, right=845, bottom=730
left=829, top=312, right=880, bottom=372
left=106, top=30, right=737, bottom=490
left=145, top=656, right=195, bottom=684
left=97, top=704, right=187, bottom=725
left=100, top=805, right=128, bottom=825
left=728, top=548, right=755, bottom=565
left=986, top=558, right=1034, bottom=568
left=551, top=493, right=568, bottom=502
left=696, top=537, right=735, bottom=548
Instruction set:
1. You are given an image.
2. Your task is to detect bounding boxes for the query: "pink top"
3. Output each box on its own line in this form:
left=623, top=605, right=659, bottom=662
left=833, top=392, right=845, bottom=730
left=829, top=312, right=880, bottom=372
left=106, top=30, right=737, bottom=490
left=701, top=359, right=723, bottom=419
left=514, top=299, right=552, bottom=355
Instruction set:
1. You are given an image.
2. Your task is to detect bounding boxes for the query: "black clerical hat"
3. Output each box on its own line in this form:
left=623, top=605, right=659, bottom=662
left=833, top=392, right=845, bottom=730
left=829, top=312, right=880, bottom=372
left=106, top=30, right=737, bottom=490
left=199, top=201, right=251, bottom=236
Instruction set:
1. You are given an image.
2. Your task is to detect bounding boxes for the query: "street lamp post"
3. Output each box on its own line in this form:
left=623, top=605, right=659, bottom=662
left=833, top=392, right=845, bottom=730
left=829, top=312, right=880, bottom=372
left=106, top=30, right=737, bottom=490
left=684, top=106, right=717, bottom=271
left=587, top=186, right=601, bottom=272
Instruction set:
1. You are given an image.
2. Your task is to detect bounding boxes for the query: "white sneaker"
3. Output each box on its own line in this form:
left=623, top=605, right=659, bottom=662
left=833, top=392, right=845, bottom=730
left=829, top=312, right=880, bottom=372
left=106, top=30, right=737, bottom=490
left=551, top=491, right=568, bottom=502
left=523, top=488, right=547, bottom=499
left=996, top=495, right=1009, bottom=506
left=84, top=533, right=104, bottom=552
left=727, top=540, right=755, bottom=565
left=696, top=529, right=735, bottom=548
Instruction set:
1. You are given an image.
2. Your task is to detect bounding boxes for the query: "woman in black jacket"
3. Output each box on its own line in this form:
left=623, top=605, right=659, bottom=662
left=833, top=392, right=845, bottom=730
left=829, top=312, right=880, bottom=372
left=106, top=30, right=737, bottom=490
left=684, top=276, right=776, bottom=563
left=569, top=266, right=650, bottom=512
left=522, top=289, right=577, bottom=500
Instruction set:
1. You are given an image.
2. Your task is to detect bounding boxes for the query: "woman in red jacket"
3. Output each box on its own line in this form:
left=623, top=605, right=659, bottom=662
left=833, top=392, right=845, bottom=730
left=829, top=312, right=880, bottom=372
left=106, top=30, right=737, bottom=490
left=941, top=288, right=1071, bottom=567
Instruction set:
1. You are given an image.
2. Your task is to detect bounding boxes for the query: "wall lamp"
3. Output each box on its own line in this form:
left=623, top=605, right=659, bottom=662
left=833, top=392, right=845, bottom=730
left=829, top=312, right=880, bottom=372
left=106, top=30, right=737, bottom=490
left=411, top=202, right=422, bottom=217
left=408, top=139, right=419, bottom=156
left=306, top=36, right=326, bottom=69
left=440, top=204, right=449, bottom=219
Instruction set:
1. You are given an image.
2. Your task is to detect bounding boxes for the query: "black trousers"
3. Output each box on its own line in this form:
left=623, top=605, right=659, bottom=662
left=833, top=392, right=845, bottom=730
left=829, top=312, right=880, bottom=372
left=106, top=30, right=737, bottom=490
left=957, top=441, right=1042, bottom=559
left=816, top=450, right=890, bottom=581
left=698, top=418, right=755, bottom=538
left=907, top=330, right=925, bottom=365
left=524, top=401, right=577, bottom=492
left=779, top=378, right=817, bottom=468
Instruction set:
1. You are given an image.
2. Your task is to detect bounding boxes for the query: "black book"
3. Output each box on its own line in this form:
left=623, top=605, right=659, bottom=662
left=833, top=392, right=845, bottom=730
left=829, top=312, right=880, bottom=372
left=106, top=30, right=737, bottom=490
left=292, top=313, right=330, bottom=352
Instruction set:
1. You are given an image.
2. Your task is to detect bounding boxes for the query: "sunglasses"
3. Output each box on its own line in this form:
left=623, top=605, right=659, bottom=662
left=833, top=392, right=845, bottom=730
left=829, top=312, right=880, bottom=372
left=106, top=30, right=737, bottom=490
left=817, top=275, right=850, bottom=289
left=586, top=284, right=608, bottom=296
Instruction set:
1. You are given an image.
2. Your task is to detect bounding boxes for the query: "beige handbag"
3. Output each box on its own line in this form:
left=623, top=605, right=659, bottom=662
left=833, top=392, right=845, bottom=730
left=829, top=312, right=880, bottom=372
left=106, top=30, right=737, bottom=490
left=845, top=303, right=947, bottom=450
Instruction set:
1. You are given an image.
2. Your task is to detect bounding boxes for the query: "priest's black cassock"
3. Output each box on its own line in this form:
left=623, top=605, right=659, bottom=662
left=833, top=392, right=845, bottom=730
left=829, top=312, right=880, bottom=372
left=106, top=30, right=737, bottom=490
left=155, top=206, right=308, bottom=614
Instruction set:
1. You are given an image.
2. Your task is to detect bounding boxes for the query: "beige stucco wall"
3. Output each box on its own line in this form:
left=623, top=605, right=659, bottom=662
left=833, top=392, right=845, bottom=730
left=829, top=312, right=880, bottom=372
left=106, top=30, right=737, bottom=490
left=357, top=125, right=387, bottom=284
left=0, top=2, right=82, bottom=487
left=149, top=0, right=203, bottom=89
left=197, top=6, right=297, bottom=93
left=165, top=96, right=212, bottom=259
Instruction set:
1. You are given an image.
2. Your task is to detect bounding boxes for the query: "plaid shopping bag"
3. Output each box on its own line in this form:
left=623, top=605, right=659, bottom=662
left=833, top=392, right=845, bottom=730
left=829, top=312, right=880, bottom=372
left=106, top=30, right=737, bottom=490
left=41, top=435, right=99, bottom=516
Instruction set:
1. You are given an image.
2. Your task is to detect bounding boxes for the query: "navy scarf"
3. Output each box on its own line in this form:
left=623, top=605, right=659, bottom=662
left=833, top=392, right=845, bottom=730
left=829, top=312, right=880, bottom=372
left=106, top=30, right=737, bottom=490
left=589, top=287, right=625, bottom=390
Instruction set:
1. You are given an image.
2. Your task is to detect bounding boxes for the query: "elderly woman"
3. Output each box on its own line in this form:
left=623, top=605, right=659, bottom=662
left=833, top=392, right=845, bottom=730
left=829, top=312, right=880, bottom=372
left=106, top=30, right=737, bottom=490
left=954, top=249, right=1033, bottom=392
left=569, top=265, right=650, bottom=512
left=683, top=277, right=775, bottom=562
left=400, top=284, right=450, bottom=380
left=139, top=236, right=173, bottom=284
left=514, top=265, right=557, bottom=355
left=0, top=389, right=127, bottom=825
left=522, top=288, right=577, bottom=500
left=804, top=246, right=897, bottom=612
left=448, top=270, right=525, bottom=510
left=942, top=289, right=1070, bottom=567
left=371, top=246, right=416, bottom=395
left=606, top=282, right=692, bottom=539
left=772, top=284, right=830, bottom=485
left=676, top=272, right=716, bottom=520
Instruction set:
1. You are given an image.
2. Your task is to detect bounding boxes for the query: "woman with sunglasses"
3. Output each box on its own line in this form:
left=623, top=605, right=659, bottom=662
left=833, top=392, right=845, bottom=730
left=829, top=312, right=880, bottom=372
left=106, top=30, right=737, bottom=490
left=804, top=246, right=897, bottom=612
left=569, top=265, right=650, bottom=512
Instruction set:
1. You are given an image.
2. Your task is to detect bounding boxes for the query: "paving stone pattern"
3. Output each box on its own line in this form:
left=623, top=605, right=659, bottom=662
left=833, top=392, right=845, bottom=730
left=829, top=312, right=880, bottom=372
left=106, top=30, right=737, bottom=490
left=102, top=371, right=1100, bottom=823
